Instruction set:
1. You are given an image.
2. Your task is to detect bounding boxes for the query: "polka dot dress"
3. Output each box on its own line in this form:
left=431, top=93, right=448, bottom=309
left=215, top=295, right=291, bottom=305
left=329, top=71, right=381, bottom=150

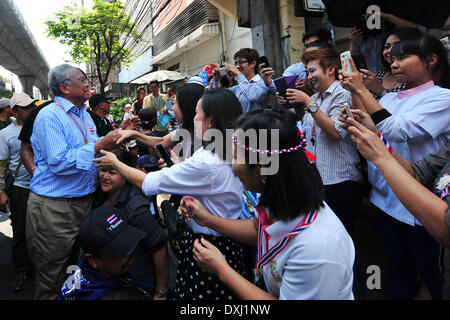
left=174, top=229, right=247, bottom=300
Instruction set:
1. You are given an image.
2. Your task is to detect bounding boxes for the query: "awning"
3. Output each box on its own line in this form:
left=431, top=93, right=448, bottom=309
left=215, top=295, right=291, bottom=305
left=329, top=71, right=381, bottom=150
left=130, top=70, right=188, bottom=84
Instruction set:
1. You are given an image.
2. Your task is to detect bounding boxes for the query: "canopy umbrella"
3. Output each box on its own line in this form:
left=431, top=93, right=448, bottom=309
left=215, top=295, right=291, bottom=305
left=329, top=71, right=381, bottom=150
left=131, top=70, right=187, bottom=84
left=322, top=0, right=449, bottom=29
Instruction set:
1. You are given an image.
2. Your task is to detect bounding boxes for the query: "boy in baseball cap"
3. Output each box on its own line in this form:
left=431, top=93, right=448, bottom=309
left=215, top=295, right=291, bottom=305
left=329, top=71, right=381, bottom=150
left=58, top=205, right=168, bottom=300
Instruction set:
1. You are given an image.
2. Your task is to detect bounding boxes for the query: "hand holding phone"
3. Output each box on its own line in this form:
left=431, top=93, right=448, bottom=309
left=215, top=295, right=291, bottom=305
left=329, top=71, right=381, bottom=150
left=340, top=51, right=353, bottom=73
left=259, top=56, right=270, bottom=68
left=219, top=67, right=227, bottom=76
left=154, top=144, right=174, bottom=167
left=343, top=103, right=353, bottom=119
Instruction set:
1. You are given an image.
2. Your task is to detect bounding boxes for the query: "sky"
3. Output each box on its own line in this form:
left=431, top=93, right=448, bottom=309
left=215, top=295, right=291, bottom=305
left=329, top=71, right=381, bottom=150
left=0, top=0, right=93, bottom=94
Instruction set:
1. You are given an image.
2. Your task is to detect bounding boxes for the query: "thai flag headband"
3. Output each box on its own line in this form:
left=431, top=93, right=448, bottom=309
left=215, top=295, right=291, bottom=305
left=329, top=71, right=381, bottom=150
left=231, top=129, right=307, bottom=155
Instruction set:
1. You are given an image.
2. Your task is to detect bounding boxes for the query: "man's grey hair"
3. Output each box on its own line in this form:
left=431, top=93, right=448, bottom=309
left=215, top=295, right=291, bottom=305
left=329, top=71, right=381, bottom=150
left=48, top=64, right=86, bottom=96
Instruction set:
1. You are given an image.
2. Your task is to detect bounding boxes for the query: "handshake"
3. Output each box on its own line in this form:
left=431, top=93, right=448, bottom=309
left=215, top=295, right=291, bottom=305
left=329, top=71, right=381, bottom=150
left=94, top=115, right=141, bottom=155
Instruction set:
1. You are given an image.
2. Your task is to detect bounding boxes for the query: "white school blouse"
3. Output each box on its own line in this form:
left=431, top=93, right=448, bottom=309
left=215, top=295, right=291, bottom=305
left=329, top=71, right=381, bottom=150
left=141, top=147, right=244, bottom=236
left=369, top=81, right=450, bottom=226
left=260, top=203, right=355, bottom=300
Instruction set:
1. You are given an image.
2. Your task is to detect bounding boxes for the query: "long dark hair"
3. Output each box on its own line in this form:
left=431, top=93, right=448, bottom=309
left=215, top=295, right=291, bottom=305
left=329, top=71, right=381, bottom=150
left=138, top=107, right=157, bottom=130
left=391, top=34, right=450, bottom=88
left=176, top=83, right=204, bottom=136
left=234, top=108, right=325, bottom=221
left=201, top=88, right=243, bottom=161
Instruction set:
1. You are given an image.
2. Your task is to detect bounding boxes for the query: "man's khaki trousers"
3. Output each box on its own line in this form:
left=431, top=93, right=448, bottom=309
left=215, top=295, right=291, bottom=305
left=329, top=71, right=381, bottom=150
left=26, top=191, right=93, bottom=300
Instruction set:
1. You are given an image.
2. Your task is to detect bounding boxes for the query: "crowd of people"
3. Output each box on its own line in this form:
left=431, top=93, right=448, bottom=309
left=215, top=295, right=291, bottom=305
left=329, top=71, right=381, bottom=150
left=0, top=11, right=449, bottom=301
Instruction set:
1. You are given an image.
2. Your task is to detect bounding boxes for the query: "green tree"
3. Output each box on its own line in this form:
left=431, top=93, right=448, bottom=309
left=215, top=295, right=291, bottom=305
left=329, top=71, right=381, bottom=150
left=109, top=97, right=132, bottom=127
left=45, top=0, right=144, bottom=94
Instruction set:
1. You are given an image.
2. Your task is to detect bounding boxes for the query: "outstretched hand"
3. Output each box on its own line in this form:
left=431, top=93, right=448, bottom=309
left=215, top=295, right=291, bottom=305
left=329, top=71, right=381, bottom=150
left=338, top=57, right=366, bottom=94
left=339, top=108, right=377, bottom=133
left=346, top=118, right=390, bottom=164
left=180, top=196, right=211, bottom=226
left=193, top=237, right=228, bottom=275
left=93, top=149, right=119, bottom=168
left=259, top=63, right=275, bottom=87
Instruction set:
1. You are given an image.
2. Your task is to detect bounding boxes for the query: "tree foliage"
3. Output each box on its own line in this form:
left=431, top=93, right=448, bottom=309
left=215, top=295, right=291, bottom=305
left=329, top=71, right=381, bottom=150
left=45, top=0, right=144, bottom=94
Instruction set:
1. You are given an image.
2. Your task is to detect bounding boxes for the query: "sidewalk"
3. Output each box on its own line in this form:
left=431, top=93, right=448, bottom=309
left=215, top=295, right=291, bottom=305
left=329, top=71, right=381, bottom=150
left=0, top=210, right=34, bottom=299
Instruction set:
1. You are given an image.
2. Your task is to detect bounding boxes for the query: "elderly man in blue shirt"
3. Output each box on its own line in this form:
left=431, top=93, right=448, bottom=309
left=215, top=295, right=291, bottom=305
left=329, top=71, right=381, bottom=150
left=225, top=48, right=271, bottom=113
left=26, top=64, right=122, bottom=300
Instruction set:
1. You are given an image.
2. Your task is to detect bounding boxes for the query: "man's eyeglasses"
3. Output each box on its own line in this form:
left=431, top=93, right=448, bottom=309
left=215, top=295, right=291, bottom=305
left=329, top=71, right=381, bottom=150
left=234, top=60, right=248, bottom=66
left=63, top=78, right=91, bottom=86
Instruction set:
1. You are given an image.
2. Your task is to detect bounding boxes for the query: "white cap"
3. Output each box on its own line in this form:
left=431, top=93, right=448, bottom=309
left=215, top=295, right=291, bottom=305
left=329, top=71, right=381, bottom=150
left=188, top=76, right=205, bottom=87
left=10, top=92, right=37, bottom=109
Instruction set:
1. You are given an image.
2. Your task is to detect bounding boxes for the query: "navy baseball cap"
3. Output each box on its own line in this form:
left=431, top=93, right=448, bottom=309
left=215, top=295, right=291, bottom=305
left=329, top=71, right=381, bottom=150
left=79, top=205, right=146, bottom=257
left=88, top=94, right=111, bottom=109
left=136, top=155, right=158, bottom=168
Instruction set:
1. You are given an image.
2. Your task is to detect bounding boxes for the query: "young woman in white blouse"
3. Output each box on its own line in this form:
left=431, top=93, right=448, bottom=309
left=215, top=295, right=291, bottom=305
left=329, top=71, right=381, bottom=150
left=117, top=83, right=205, bottom=162
left=339, top=34, right=450, bottom=300
left=180, top=108, right=355, bottom=300
left=94, top=89, right=245, bottom=300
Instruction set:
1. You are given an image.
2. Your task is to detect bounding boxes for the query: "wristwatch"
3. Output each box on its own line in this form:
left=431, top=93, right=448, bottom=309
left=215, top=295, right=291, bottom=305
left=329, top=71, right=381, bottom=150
left=154, top=289, right=168, bottom=298
left=306, top=102, right=319, bottom=113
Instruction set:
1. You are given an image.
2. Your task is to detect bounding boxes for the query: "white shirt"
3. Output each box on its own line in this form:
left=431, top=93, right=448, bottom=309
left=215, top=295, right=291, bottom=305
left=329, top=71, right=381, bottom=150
left=141, top=147, right=243, bottom=236
left=369, top=82, right=450, bottom=225
left=260, top=203, right=355, bottom=300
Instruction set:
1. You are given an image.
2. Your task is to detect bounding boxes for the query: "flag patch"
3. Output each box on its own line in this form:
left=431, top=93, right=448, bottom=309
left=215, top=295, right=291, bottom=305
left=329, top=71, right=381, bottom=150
left=107, top=214, right=118, bottom=225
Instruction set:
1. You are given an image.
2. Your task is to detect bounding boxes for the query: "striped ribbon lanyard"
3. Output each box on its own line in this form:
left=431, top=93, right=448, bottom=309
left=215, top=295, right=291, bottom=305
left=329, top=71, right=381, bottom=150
left=256, top=207, right=318, bottom=270
left=55, top=99, right=88, bottom=144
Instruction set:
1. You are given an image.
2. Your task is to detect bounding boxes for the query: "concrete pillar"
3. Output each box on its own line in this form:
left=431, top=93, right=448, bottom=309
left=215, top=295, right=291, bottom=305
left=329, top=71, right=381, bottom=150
left=40, top=89, right=50, bottom=100
left=18, top=75, right=36, bottom=97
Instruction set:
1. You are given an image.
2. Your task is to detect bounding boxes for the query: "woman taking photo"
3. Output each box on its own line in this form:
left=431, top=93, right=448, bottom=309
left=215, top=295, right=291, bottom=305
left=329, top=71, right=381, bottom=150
left=181, top=108, right=355, bottom=300
left=94, top=89, right=245, bottom=300
left=339, top=33, right=450, bottom=300
left=359, top=28, right=422, bottom=99
left=278, top=48, right=362, bottom=237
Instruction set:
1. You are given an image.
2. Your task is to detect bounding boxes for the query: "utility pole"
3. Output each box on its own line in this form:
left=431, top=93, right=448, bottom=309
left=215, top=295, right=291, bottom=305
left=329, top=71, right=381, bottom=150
left=247, top=0, right=284, bottom=76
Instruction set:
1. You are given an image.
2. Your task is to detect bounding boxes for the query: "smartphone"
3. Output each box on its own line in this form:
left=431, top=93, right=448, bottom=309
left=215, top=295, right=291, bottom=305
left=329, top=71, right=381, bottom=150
left=351, top=54, right=368, bottom=70
left=219, top=67, right=227, bottom=76
left=340, top=51, right=353, bottom=73
left=154, top=144, right=174, bottom=167
left=274, top=77, right=288, bottom=99
left=343, top=103, right=353, bottom=119
left=259, top=56, right=270, bottom=68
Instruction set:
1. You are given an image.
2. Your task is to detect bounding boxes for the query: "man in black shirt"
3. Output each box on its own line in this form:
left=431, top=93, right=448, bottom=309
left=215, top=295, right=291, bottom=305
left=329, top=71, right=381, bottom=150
left=18, top=100, right=54, bottom=175
left=88, top=94, right=114, bottom=137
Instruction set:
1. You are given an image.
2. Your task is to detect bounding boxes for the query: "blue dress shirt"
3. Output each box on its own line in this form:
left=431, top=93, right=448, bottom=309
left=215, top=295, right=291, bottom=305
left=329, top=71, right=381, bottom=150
left=283, top=61, right=307, bottom=82
left=228, top=74, right=270, bottom=113
left=30, top=96, right=100, bottom=198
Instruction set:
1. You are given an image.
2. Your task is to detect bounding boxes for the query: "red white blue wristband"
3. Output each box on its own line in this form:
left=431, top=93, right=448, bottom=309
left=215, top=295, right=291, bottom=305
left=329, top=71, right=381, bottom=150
left=376, top=130, right=393, bottom=154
